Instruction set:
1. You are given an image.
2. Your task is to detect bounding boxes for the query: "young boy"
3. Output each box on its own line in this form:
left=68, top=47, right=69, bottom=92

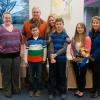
left=48, top=18, right=67, bottom=100
left=27, top=24, right=46, bottom=97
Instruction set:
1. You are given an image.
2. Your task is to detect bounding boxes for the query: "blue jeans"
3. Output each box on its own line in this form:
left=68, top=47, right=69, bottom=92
left=28, top=62, right=43, bottom=91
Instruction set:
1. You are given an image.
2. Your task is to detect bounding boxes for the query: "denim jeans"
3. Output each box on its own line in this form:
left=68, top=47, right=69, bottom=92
left=28, top=62, right=43, bottom=91
left=72, top=61, right=88, bottom=92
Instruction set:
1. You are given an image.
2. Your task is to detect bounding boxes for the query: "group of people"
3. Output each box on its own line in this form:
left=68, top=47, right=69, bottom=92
left=0, top=6, right=100, bottom=100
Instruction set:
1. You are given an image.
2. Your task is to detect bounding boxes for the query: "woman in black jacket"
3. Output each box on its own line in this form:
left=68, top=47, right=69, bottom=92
left=89, top=16, right=100, bottom=98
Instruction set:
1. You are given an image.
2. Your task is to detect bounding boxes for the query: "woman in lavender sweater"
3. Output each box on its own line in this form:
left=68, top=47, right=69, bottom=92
left=0, top=12, right=24, bottom=98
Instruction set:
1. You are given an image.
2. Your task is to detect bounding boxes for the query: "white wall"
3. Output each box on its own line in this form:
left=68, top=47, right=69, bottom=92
left=29, top=0, right=84, bottom=39
left=29, top=0, right=51, bottom=20
left=65, top=0, right=84, bottom=38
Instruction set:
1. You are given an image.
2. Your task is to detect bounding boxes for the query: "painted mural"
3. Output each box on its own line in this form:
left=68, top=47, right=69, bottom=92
left=51, top=0, right=72, bottom=16
left=0, top=0, right=29, bottom=29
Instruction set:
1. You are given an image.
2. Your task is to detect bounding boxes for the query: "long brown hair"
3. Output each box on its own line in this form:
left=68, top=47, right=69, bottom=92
left=46, top=14, right=57, bottom=33
left=74, top=22, right=87, bottom=47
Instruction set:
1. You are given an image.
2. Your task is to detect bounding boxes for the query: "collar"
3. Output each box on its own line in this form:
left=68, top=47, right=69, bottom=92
left=33, top=37, right=38, bottom=40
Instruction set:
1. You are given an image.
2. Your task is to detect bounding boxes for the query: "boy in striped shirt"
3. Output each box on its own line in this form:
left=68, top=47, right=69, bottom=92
left=27, top=24, right=46, bottom=96
left=49, top=18, right=67, bottom=100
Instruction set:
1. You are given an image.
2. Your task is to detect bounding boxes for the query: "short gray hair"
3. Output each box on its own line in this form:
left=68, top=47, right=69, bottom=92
left=2, top=12, right=11, bottom=18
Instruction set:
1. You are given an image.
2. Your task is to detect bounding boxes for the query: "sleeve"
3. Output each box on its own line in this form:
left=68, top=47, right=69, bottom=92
left=49, top=42, right=54, bottom=54
left=19, top=30, right=24, bottom=45
left=56, top=41, right=67, bottom=56
left=49, top=36, right=54, bottom=54
left=18, top=29, right=25, bottom=57
left=42, top=40, right=47, bottom=61
left=85, top=36, right=91, bottom=52
left=43, top=40, right=47, bottom=47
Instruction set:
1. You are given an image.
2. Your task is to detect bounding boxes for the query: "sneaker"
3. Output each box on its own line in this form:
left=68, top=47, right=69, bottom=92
left=48, top=94, right=54, bottom=100
left=28, top=91, right=33, bottom=97
left=35, top=90, right=42, bottom=96
left=61, top=94, right=66, bottom=100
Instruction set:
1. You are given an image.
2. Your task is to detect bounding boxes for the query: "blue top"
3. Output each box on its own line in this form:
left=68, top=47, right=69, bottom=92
left=27, top=37, right=46, bottom=47
left=89, top=31, right=100, bottom=60
left=50, top=31, right=67, bottom=61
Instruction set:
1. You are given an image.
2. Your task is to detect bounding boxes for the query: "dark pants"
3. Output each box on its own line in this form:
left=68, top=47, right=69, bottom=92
left=0, top=57, right=20, bottom=94
left=48, top=61, right=67, bottom=95
left=28, top=62, right=43, bottom=91
left=42, top=61, right=48, bottom=87
left=92, top=60, right=100, bottom=91
left=72, top=61, right=88, bottom=92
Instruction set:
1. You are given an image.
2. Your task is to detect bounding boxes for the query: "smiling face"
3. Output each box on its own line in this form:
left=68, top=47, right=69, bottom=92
left=76, top=24, right=85, bottom=35
left=92, top=18, right=100, bottom=31
left=32, top=7, right=41, bottom=20
left=48, top=16, right=56, bottom=27
left=2, top=13, right=12, bottom=26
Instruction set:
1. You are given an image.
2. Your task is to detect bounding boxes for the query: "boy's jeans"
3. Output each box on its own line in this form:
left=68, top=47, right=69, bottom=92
left=48, top=61, right=67, bottom=95
left=28, top=62, right=43, bottom=91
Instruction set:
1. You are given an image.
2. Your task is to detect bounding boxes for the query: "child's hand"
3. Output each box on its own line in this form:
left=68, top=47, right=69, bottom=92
left=73, top=56, right=79, bottom=62
left=66, top=37, right=71, bottom=44
left=51, top=58, right=56, bottom=63
left=50, top=54, right=57, bottom=59
left=53, top=53, right=57, bottom=58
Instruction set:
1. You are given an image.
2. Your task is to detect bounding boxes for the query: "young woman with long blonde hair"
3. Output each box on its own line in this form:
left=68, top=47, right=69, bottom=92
left=70, top=22, right=91, bottom=97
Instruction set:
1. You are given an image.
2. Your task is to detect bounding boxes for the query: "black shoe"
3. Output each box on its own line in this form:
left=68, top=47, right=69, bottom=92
left=91, top=91, right=100, bottom=98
